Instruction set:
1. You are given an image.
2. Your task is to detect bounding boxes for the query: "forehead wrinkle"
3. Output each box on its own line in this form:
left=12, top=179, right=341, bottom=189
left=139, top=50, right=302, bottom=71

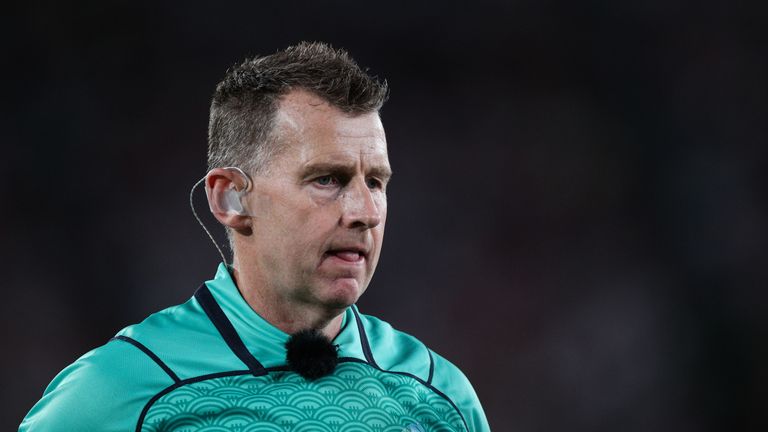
left=281, top=100, right=385, bottom=139
left=303, top=148, right=388, bottom=164
left=274, top=112, right=385, bottom=153
left=302, top=152, right=392, bottom=178
left=333, top=127, right=386, bottom=139
left=269, top=92, right=389, bottom=178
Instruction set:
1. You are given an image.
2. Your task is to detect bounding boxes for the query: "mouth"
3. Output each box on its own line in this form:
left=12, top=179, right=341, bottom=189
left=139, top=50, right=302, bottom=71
left=324, top=246, right=368, bottom=263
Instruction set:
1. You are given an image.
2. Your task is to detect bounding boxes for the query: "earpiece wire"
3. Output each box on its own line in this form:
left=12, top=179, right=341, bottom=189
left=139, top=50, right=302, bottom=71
left=190, top=176, right=229, bottom=265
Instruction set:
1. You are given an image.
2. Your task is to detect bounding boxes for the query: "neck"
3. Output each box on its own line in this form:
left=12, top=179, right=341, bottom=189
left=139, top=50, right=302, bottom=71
left=229, top=262, right=345, bottom=340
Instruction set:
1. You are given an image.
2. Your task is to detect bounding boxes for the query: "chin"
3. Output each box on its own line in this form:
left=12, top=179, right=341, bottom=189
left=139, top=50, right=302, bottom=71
left=321, top=278, right=365, bottom=308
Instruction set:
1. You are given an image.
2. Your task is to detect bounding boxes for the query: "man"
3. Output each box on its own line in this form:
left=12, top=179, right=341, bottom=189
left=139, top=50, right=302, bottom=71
left=20, top=42, right=490, bottom=431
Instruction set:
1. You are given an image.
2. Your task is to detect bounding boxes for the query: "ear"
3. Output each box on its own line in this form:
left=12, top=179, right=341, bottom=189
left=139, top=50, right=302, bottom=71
left=205, top=168, right=253, bottom=232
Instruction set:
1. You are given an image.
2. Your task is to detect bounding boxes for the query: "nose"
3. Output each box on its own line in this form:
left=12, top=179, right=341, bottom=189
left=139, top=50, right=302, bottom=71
left=340, top=178, right=382, bottom=230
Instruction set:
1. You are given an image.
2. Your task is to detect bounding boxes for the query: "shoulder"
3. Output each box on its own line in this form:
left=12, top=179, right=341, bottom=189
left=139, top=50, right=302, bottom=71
left=356, top=310, right=491, bottom=432
left=116, top=296, right=241, bottom=379
left=20, top=336, right=177, bottom=432
left=428, top=349, right=491, bottom=431
left=356, top=311, right=432, bottom=378
left=20, top=296, right=232, bottom=432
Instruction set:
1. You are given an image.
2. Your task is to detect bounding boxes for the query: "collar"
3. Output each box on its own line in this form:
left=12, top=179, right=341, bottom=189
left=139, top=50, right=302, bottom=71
left=203, top=263, right=365, bottom=368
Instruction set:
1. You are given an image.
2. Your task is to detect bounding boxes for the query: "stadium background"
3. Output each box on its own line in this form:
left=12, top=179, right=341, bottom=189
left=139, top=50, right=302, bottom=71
left=3, top=1, right=767, bottom=430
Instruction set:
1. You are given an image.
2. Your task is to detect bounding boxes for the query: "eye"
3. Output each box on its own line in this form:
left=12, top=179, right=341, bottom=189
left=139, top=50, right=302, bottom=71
left=366, top=178, right=382, bottom=189
left=314, top=175, right=339, bottom=187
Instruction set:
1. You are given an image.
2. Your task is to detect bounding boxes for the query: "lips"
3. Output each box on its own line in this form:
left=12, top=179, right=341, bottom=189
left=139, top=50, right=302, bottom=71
left=332, top=251, right=363, bottom=262
left=324, top=244, right=368, bottom=263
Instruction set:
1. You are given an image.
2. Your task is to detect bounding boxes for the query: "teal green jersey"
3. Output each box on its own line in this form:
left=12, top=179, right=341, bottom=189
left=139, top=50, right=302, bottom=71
left=20, top=264, right=490, bottom=431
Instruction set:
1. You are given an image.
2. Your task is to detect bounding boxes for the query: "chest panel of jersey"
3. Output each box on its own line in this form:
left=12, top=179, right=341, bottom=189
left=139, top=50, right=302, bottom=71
left=141, top=362, right=465, bottom=432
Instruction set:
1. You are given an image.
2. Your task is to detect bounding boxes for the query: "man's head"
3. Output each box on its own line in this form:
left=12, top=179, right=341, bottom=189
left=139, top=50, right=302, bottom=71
left=205, top=42, right=391, bottom=315
left=207, top=41, right=388, bottom=175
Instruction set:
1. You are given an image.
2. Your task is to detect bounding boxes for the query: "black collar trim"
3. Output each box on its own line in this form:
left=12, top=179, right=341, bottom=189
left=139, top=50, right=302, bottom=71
left=194, top=284, right=266, bottom=376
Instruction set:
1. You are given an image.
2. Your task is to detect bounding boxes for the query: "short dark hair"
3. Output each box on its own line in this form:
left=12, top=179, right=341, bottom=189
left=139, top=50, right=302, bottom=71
left=207, top=42, right=389, bottom=174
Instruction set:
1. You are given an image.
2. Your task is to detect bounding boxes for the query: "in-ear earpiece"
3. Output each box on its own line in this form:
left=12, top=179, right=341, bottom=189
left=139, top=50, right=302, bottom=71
left=205, top=167, right=254, bottom=216
left=222, top=183, right=248, bottom=215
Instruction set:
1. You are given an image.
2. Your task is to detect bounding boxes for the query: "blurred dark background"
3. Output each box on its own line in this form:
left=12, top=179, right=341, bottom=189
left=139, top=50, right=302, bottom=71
left=3, top=1, right=767, bottom=430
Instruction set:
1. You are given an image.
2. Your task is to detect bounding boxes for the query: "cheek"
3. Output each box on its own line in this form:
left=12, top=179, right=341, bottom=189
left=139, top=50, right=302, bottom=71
left=306, top=184, right=341, bottom=206
left=253, top=202, right=310, bottom=256
left=376, top=196, right=388, bottom=222
left=291, top=209, right=339, bottom=250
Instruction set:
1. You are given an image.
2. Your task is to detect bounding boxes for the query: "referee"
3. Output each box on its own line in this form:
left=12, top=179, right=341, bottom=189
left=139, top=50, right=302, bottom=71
left=20, top=42, right=490, bottom=432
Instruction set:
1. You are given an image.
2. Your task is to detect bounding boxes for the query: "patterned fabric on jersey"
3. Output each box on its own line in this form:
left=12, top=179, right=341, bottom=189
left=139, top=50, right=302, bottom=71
left=20, top=264, right=489, bottom=432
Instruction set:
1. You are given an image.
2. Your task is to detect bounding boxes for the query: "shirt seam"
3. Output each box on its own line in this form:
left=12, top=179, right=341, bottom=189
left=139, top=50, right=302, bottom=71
left=110, top=335, right=181, bottom=383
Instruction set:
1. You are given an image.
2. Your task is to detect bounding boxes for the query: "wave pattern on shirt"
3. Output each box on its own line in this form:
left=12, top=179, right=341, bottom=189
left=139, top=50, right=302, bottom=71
left=141, top=362, right=464, bottom=432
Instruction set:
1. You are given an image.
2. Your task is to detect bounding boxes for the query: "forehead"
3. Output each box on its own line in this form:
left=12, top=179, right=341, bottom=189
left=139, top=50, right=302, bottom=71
left=270, top=90, right=389, bottom=170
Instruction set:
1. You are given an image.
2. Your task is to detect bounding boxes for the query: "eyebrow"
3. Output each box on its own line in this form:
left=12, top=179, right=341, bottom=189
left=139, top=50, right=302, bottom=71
left=301, top=161, right=393, bottom=181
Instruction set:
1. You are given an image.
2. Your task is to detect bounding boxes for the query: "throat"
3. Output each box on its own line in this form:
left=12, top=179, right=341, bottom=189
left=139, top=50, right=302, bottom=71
left=230, top=261, right=347, bottom=339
